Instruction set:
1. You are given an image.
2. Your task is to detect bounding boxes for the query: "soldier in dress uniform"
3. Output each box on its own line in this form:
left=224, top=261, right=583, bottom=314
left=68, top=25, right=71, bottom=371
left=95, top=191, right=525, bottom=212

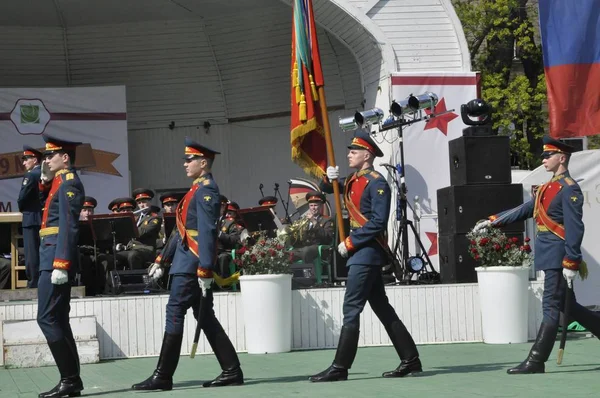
left=79, top=196, right=96, bottom=221
left=132, top=137, right=243, bottom=391
left=108, top=198, right=121, bottom=213
left=18, top=145, right=44, bottom=288
left=474, top=135, right=600, bottom=374
left=78, top=196, right=98, bottom=295
left=290, top=191, right=334, bottom=264
left=258, top=195, right=278, bottom=208
left=156, top=192, right=184, bottom=250
left=36, top=134, right=85, bottom=398
left=115, top=190, right=162, bottom=270
left=310, top=129, right=422, bottom=382
left=217, top=201, right=244, bottom=279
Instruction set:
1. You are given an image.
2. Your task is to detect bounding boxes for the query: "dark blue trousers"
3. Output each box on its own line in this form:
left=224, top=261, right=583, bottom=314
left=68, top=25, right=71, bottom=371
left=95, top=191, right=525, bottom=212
left=543, top=269, right=600, bottom=332
left=23, top=225, right=40, bottom=288
left=37, top=270, right=74, bottom=343
left=165, top=274, right=220, bottom=335
left=343, top=264, right=400, bottom=328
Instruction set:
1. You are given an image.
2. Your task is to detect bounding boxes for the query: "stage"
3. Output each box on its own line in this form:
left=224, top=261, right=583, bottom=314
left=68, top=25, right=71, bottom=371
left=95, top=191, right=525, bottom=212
left=0, top=282, right=545, bottom=364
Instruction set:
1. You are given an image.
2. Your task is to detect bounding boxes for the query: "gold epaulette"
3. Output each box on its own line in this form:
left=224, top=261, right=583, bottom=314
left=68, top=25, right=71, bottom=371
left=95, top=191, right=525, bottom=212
left=370, top=171, right=380, bottom=178
left=564, top=177, right=575, bottom=186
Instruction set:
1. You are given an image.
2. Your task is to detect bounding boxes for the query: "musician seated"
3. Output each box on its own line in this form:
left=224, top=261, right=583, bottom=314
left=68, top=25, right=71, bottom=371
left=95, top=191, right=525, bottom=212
left=289, top=191, right=334, bottom=264
left=156, top=192, right=183, bottom=250
left=217, top=201, right=244, bottom=280
left=78, top=196, right=115, bottom=295
left=115, top=192, right=162, bottom=270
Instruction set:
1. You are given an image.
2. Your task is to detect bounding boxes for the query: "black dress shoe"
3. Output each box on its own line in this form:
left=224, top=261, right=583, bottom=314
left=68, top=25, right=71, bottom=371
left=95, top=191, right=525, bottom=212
left=131, top=371, right=173, bottom=391
left=38, top=376, right=83, bottom=398
left=382, top=357, right=423, bottom=378
left=506, top=360, right=545, bottom=374
left=309, top=364, right=349, bottom=382
left=203, top=367, right=244, bottom=387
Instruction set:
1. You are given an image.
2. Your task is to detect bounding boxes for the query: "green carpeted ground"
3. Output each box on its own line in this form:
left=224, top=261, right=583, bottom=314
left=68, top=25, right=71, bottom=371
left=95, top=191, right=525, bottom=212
left=1, top=336, right=599, bottom=398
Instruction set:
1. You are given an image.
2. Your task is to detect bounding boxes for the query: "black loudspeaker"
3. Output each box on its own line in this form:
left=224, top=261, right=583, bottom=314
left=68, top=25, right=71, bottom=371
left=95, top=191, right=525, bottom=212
left=439, top=232, right=524, bottom=283
left=110, top=269, right=160, bottom=295
left=437, top=184, right=525, bottom=234
left=449, top=136, right=512, bottom=185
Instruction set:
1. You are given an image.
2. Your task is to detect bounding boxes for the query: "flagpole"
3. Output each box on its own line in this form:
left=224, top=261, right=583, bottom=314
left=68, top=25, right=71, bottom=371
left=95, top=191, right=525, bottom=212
left=317, top=86, right=346, bottom=241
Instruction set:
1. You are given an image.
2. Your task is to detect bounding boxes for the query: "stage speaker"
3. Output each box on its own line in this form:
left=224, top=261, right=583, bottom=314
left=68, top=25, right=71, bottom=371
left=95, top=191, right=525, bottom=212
left=110, top=269, right=161, bottom=295
left=439, top=232, right=524, bottom=284
left=437, top=184, right=525, bottom=235
left=449, top=136, right=511, bottom=185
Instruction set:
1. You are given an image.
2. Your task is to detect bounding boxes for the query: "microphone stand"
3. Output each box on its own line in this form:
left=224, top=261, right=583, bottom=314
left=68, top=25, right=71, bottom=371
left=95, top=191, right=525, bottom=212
left=274, top=183, right=291, bottom=223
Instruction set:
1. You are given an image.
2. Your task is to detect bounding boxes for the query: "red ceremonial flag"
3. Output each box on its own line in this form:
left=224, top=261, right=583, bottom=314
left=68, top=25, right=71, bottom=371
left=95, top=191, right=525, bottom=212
left=290, top=0, right=327, bottom=178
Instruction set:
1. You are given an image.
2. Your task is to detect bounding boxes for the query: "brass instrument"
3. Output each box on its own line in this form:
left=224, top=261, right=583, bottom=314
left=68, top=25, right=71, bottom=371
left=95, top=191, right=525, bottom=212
left=278, top=216, right=311, bottom=247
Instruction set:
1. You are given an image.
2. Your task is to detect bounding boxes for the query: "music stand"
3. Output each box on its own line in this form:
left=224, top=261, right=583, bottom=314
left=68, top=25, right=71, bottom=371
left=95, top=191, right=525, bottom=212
left=162, top=213, right=176, bottom=238
left=89, top=213, right=139, bottom=272
left=238, top=207, right=279, bottom=238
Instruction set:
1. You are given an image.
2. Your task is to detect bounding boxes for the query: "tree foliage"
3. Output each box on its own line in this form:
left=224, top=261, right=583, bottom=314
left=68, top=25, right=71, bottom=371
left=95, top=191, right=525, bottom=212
left=453, top=0, right=547, bottom=169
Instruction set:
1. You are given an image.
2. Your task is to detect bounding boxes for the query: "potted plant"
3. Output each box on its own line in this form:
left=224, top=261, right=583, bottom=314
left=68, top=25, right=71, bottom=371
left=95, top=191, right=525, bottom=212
left=467, top=227, right=533, bottom=344
left=233, top=233, right=293, bottom=354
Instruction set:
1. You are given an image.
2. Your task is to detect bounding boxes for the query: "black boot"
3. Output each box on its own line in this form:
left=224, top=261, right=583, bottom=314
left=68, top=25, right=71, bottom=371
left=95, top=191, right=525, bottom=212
left=507, top=322, right=558, bottom=374
left=572, top=304, right=600, bottom=338
left=203, top=322, right=244, bottom=387
left=39, top=339, right=84, bottom=398
left=309, top=325, right=360, bottom=382
left=132, top=333, right=183, bottom=390
left=382, top=320, right=423, bottom=377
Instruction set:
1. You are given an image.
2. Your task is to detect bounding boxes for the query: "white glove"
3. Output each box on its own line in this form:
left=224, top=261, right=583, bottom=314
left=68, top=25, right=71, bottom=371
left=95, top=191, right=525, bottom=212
left=148, top=263, right=164, bottom=281
left=563, top=268, right=577, bottom=288
left=240, top=229, right=249, bottom=243
left=115, top=243, right=126, bottom=252
left=51, top=269, right=69, bottom=285
left=326, top=166, right=340, bottom=180
left=198, top=277, right=213, bottom=297
left=472, top=220, right=491, bottom=233
left=40, top=160, right=54, bottom=183
left=162, top=236, right=166, bottom=245
left=337, top=241, right=348, bottom=258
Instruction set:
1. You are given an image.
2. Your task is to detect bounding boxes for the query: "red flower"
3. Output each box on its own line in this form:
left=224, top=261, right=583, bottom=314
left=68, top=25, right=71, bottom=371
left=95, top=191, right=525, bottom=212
left=510, top=237, right=519, bottom=243
left=524, top=237, right=531, bottom=243
left=474, top=254, right=480, bottom=260
left=268, top=248, right=276, bottom=256
left=479, top=238, right=489, bottom=246
left=504, top=244, right=511, bottom=250
left=523, top=244, right=531, bottom=252
left=259, top=240, right=266, bottom=246
left=250, top=254, right=257, bottom=263
left=470, top=240, right=476, bottom=245
left=494, top=244, right=501, bottom=251
left=470, top=248, right=478, bottom=254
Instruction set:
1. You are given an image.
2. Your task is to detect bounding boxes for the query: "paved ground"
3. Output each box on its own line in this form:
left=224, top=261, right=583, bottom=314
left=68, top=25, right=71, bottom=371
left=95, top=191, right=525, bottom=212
left=1, top=335, right=599, bottom=398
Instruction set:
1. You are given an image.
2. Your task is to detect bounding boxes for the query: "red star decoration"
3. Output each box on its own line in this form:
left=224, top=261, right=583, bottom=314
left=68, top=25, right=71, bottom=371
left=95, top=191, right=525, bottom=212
left=423, top=98, right=458, bottom=135
left=425, top=232, right=438, bottom=256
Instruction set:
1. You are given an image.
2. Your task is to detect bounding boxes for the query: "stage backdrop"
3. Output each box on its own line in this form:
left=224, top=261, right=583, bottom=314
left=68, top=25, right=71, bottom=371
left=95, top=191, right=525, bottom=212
left=0, top=86, right=129, bottom=214
left=385, top=73, right=480, bottom=271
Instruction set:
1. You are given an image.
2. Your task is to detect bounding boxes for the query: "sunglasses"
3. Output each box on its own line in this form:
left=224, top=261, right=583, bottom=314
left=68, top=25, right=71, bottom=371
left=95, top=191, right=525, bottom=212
left=541, top=152, right=561, bottom=160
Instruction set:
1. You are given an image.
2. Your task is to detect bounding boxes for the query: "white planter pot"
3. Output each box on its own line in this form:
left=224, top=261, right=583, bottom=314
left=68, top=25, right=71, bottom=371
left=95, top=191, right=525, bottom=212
left=475, top=266, right=529, bottom=344
left=240, top=274, right=293, bottom=354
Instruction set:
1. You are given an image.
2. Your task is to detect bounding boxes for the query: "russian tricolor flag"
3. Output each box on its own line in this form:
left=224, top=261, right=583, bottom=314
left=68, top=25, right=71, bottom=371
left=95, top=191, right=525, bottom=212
left=539, top=0, right=600, bottom=138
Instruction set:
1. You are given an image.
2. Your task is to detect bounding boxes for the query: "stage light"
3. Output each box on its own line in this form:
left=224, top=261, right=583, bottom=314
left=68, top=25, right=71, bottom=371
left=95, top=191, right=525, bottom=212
left=407, top=256, right=426, bottom=273
left=461, top=99, right=492, bottom=126
left=390, top=92, right=439, bottom=117
left=338, top=108, right=384, bottom=132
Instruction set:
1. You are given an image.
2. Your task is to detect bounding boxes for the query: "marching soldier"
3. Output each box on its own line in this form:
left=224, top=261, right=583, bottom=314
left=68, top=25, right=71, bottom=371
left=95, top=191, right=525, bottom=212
left=115, top=190, right=162, bottom=270
left=18, top=145, right=44, bottom=288
left=132, top=137, right=243, bottom=391
left=310, top=129, right=421, bottom=382
left=290, top=191, right=334, bottom=264
left=36, top=134, right=85, bottom=397
left=217, top=201, right=244, bottom=279
left=474, top=135, right=600, bottom=374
